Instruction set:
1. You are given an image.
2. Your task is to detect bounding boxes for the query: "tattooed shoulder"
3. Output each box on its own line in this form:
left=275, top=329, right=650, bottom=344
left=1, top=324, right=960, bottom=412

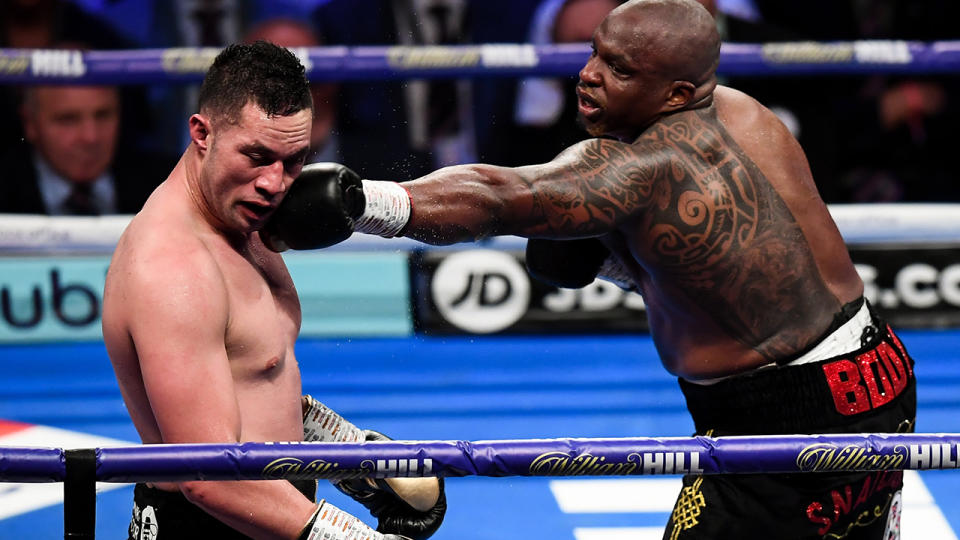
left=531, top=137, right=677, bottom=235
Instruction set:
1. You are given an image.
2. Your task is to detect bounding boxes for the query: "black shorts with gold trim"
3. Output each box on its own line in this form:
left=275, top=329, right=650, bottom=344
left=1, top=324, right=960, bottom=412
left=668, top=303, right=916, bottom=540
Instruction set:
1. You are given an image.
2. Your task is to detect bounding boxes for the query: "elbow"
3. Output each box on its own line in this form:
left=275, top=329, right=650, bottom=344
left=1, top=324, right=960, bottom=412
left=179, top=480, right=217, bottom=508
left=459, top=165, right=519, bottom=231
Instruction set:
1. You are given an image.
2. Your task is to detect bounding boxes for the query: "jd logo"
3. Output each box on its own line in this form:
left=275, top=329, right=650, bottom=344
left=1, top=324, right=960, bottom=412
left=449, top=272, right=513, bottom=308
left=431, top=250, right=530, bottom=333
left=1, top=269, right=100, bottom=328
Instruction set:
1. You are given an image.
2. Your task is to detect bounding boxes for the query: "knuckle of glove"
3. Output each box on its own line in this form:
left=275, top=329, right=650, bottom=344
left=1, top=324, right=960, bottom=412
left=363, top=429, right=391, bottom=442
left=264, top=163, right=357, bottom=251
left=334, top=477, right=380, bottom=504
left=375, top=478, right=446, bottom=540
left=336, top=167, right=366, bottom=218
left=335, top=429, right=446, bottom=539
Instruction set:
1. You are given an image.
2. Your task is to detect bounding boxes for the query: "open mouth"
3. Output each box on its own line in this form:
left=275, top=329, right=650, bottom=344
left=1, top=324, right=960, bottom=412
left=239, top=201, right=273, bottom=221
left=576, top=89, right=602, bottom=119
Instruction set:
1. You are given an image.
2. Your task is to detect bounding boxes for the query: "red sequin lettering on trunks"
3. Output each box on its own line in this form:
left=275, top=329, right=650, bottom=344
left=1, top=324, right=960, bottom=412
left=859, top=350, right=895, bottom=408
left=885, top=325, right=914, bottom=378
left=823, top=359, right=870, bottom=415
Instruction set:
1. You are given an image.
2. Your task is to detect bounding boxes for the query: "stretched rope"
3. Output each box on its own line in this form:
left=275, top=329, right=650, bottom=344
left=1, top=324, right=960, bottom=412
left=1, top=40, right=958, bottom=85
left=3, top=433, right=957, bottom=483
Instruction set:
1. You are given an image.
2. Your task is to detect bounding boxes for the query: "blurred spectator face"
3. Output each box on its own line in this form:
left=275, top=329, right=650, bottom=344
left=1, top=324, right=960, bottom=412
left=244, top=19, right=338, bottom=154
left=245, top=19, right=316, bottom=48
left=21, top=85, right=120, bottom=183
left=554, top=0, right=621, bottom=43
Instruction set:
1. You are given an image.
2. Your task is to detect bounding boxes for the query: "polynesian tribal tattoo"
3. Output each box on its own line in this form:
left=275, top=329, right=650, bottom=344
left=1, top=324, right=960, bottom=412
left=540, top=108, right=839, bottom=359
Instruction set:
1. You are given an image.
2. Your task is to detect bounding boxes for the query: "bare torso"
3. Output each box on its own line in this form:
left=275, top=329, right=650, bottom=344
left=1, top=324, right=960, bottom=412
left=605, top=86, right=863, bottom=378
left=404, top=86, right=863, bottom=381
left=103, top=167, right=304, bottom=448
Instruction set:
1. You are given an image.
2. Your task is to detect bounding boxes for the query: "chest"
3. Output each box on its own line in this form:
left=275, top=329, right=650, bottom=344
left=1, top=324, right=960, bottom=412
left=216, top=246, right=301, bottom=377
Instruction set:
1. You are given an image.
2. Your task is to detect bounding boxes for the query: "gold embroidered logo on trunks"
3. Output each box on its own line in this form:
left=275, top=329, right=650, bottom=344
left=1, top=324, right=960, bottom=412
left=668, top=476, right=706, bottom=540
left=824, top=493, right=893, bottom=539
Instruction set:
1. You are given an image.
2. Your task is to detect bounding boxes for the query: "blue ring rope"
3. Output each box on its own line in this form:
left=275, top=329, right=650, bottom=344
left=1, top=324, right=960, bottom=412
left=2, top=433, right=958, bottom=483
left=1, top=41, right=959, bottom=85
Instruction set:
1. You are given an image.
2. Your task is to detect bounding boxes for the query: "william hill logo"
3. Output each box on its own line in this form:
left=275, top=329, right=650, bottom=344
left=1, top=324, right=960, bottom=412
left=529, top=451, right=703, bottom=476
left=796, top=443, right=906, bottom=472
left=796, top=442, right=960, bottom=472
left=31, top=50, right=85, bottom=77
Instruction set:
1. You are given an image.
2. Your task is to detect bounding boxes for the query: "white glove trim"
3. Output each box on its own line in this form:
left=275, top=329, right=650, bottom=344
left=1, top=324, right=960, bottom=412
left=302, top=395, right=365, bottom=443
left=302, top=500, right=386, bottom=540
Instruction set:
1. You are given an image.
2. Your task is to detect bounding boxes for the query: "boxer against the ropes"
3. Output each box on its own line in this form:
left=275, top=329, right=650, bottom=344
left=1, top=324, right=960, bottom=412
left=102, top=41, right=442, bottom=540
left=262, top=1, right=917, bottom=538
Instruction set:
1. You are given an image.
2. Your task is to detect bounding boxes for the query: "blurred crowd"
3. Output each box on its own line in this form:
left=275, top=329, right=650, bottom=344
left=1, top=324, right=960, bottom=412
left=1, top=0, right=958, bottom=216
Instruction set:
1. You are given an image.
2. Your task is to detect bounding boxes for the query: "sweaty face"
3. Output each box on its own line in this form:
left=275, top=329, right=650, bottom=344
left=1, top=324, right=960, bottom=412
left=200, top=103, right=312, bottom=232
left=575, top=15, right=669, bottom=140
left=22, top=86, right=119, bottom=183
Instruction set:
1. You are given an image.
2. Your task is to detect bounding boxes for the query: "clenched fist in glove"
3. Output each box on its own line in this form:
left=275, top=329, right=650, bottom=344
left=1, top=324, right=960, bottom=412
left=334, top=431, right=446, bottom=540
left=301, top=396, right=445, bottom=539
left=261, top=163, right=411, bottom=251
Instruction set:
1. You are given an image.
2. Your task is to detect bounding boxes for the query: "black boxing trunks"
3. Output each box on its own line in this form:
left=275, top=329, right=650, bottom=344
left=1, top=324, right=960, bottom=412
left=666, top=299, right=916, bottom=540
left=127, top=479, right=317, bottom=540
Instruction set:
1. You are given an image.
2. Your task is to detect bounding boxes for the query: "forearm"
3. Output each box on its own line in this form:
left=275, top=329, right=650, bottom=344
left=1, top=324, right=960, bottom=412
left=263, top=162, right=539, bottom=252
left=399, top=164, right=535, bottom=245
left=179, top=479, right=316, bottom=540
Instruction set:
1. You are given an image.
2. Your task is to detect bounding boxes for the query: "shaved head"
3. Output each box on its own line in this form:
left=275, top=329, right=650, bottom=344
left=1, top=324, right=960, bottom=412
left=576, top=0, right=721, bottom=138
left=607, top=0, right=720, bottom=86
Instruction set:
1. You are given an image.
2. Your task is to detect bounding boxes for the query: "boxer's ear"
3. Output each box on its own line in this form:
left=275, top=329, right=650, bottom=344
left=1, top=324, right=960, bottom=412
left=189, top=114, right=211, bottom=152
left=661, top=80, right=696, bottom=112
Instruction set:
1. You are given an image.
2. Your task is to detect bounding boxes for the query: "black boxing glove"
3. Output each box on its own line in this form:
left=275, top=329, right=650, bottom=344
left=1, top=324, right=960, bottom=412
left=526, top=238, right=637, bottom=291
left=262, top=163, right=413, bottom=252
left=334, top=431, right=446, bottom=540
left=261, top=163, right=366, bottom=251
left=525, top=237, right=611, bottom=288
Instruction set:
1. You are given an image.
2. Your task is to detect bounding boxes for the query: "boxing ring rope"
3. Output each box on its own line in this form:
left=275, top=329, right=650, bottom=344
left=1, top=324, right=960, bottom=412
left=2, top=40, right=960, bottom=85
left=1, top=434, right=959, bottom=537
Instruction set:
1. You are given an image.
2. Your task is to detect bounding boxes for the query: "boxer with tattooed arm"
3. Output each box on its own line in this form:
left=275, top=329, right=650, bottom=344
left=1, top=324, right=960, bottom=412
left=263, top=1, right=917, bottom=538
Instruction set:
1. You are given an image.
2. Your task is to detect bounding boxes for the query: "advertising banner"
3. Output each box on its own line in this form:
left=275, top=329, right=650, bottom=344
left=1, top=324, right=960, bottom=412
left=0, top=252, right=412, bottom=344
left=411, top=245, right=960, bottom=335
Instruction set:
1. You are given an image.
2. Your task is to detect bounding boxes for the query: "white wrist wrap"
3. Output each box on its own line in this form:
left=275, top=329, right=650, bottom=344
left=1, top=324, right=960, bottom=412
left=303, top=500, right=384, bottom=540
left=302, top=395, right=364, bottom=443
left=354, top=180, right=411, bottom=238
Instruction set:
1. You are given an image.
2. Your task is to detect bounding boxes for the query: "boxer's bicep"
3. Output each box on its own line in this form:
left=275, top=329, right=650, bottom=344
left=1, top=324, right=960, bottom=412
left=401, top=138, right=660, bottom=242
left=127, top=253, right=240, bottom=444
left=520, top=138, right=661, bottom=238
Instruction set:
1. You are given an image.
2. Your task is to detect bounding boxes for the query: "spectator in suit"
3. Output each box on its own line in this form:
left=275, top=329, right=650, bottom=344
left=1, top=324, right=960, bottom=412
left=0, top=1, right=157, bottom=157
left=0, top=84, right=172, bottom=215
